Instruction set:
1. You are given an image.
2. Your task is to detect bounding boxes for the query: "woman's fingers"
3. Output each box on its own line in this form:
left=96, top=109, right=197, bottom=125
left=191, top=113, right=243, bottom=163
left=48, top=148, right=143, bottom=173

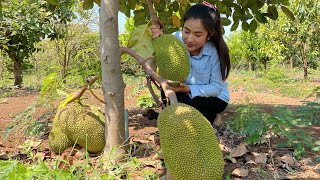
left=150, top=25, right=163, bottom=38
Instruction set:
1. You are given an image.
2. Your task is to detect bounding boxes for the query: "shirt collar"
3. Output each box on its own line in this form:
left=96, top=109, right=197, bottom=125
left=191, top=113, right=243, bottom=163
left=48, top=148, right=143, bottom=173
left=190, top=41, right=213, bottom=59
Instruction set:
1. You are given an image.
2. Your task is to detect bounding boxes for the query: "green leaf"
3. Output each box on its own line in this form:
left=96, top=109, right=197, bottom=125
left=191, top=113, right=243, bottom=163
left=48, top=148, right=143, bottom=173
left=249, top=19, right=257, bottom=32
left=127, top=24, right=154, bottom=59
left=267, top=5, right=278, bottom=20
left=241, top=13, right=253, bottom=21
left=2, top=45, right=9, bottom=50
left=280, top=0, right=290, bottom=6
left=312, top=146, right=320, bottom=152
left=242, top=21, right=249, bottom=31
left=46, top=0, right=59, bottom=6
left=242, top=0, right=249, bottom=6
left=233, top=7, right=244, bottom=18
left=83, top=0, right=94, bottom=10
left=230, top=19, right=239, bottom=31
left=221, top=17, right=232, bottom=26
left=172, top=1, right=179, bottom=12
left=281, top=6, right=295, bottom=20
left=255, top=13, right=268, bottom=23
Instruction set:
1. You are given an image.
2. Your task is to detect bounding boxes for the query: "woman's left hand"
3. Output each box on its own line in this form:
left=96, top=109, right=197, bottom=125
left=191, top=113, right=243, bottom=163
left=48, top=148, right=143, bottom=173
left=169, top=82, right=191, bottom=93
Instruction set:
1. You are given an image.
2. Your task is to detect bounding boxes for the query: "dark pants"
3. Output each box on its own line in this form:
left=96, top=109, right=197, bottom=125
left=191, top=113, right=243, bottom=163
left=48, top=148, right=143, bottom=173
left=161, top=91, right=228, bottom=123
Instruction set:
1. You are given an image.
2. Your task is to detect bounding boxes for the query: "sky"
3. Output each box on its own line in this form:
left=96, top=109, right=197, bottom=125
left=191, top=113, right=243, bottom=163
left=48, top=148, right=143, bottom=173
left=118, top=12, right=127, bottom=33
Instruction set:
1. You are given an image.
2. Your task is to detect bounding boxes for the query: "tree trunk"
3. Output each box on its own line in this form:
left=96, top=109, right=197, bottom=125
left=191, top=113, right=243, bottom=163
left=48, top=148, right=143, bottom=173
left=0, top=52, right=3, bottom=80
left=100, top=0, right=127, bottom=157
left=290, top=56, right=293, bottom=69
left=301, top=44, right=308, bottom=78
left=248, top=61, right=251, bottom=71
left=8, top=52, right=22, bottom=87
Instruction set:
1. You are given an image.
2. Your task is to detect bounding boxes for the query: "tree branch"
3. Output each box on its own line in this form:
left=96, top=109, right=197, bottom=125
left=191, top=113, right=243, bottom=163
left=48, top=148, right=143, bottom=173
left=147, top=0, right=164, bottom=28
left=120, top=47, right=177, bottom=104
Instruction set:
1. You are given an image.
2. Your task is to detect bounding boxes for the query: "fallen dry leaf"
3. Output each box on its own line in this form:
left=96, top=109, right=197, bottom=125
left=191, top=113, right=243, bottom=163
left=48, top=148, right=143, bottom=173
left=245, top=160, right=257, bottom=166
left=140, top=159, right=163, bottom=170
left=0, top=152, right=9, bottom=160
left=277, top=154, right=295, bottom=165
left=74, top=148, right=86, bottom=160
left=33, top=152, right=45, bottom=162
left=230, top=143, right=247, bottom=157
left=44, top=151, right=55, bottom=159
left=58, top=154, right=74, bottom=170
left=219, top=143, right=229, bottom=152
left=230, top=157, right=237, bottom=163
left=251, top=152, right=268, bottom=164
left=231, top=168, right=249, bottom=177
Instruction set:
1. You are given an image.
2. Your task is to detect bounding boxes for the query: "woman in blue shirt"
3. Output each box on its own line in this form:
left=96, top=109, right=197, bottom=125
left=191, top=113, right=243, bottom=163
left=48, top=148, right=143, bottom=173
left=149, top=2, right=231, bottom=129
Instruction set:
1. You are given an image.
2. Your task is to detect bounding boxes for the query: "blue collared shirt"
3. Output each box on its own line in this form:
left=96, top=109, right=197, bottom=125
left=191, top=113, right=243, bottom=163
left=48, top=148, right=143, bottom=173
left=173, top=31, right=230, bottom=103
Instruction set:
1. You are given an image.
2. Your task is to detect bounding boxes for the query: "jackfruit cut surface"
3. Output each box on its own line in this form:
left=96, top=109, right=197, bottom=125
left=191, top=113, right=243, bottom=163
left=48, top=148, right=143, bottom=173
left=48, top=127, right=74, bottom=154
left=57, top=103, right=105, bottom=153
left=157, top=103, right=224, bottom=180
left=153, top=34, right=190, bottom=82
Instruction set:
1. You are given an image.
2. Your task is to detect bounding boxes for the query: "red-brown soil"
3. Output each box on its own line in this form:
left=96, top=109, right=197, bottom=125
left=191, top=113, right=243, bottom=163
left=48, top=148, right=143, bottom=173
left=0, top=85, right=319, bottom=179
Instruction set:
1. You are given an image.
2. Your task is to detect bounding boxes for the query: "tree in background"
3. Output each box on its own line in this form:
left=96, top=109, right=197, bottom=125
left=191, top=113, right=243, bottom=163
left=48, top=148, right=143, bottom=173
left=286, top=0, right=319, bottom=77
left=227, top=0, right=319, bottom=78
left=0, top=0, right=76, bottom=87
left=53, top=24, right=99, bottom=82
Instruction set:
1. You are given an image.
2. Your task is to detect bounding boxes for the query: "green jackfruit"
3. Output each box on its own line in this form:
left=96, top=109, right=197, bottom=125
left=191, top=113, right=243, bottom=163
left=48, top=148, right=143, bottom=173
left=157, top=103, right=224, bottom=180
left=48, top=126, right=74, bottom=154
left=153, top=34, right=190, bottom=83
left=56, top=104, right=105, bottom=153
left=49, top=103, right=105, bottom=154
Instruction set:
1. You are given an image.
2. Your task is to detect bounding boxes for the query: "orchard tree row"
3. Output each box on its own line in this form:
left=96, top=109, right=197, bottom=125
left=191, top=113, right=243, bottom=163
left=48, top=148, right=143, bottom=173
left=227, top=0, right=319, bottom=78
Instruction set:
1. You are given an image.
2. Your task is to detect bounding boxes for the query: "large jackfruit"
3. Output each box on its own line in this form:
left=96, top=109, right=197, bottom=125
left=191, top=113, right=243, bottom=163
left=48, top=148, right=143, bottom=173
left=153, top=34, right=190, bottom=83
left=49, top=103, right=105, bottom=154
left=48, top=126, right=74, bottom=154
left=157, top=103, right=224, bottom=180
left=48, top=109, right=75, bottom=154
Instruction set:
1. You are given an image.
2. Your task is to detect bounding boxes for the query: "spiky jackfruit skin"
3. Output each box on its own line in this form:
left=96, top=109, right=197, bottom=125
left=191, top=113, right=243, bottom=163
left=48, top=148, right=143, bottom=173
left=153, top=34, right=190, bottom=83
left=157, top=103, right=224, bottom=180
left=48, top=127, right=74, bottom=154
left=49, top=103, right=105, bottom=154
left=56, top=104, right=105, bottom=153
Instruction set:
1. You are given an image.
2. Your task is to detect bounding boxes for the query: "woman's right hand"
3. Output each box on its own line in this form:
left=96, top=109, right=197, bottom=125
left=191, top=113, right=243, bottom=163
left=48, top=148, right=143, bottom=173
left=150, top=25, right=163, bottom=38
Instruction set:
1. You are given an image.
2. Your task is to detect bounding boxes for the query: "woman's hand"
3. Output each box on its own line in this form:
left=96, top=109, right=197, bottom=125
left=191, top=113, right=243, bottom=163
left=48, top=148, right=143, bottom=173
left=150, top=25, right=163, bottom=38
left=168, top=82, right=191, bottom=93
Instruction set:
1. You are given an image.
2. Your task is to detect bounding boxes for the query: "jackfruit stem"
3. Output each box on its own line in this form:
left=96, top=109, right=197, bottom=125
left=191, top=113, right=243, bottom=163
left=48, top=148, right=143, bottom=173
left=58, top=75, right=103, bottom=110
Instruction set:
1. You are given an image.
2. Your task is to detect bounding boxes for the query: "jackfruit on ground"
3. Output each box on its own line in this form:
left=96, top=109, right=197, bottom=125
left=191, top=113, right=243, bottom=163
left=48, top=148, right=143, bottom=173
left=157, top=103, right=224, bottom=180
left=56, top=103, right=105, bottom=153
left=48, top=126, right=74, bottom=154
left=153, top=34, right=190, bottom=83
left=49, top=103, right=105, bottom=154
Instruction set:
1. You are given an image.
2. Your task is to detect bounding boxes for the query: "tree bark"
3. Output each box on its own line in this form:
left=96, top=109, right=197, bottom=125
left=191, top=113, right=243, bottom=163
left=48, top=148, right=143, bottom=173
left=100, top=0, right=127, bottom=157
left=13, top=59, right=22, bottom=87
left=8, top=51, right=22, bottom=87
left=0, top=52, right=3, bottom=80
left=301, top=43, right=308, bottom=78
left=290, top=56, right=293, bottom=69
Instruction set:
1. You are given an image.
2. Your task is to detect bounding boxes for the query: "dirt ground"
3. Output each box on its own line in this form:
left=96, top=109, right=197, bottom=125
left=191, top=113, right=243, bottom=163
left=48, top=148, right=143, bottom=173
left=0, top=85, right=319, bottom=179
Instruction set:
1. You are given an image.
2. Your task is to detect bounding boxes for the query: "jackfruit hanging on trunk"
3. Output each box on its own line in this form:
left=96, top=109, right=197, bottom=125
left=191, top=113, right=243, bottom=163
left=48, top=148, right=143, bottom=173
left=153, top=34, right=190, bottom=84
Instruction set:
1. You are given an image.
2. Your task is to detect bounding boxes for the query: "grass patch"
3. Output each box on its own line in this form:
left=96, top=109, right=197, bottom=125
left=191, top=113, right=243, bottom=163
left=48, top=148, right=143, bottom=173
left=229, top=68, right=320, bottom=98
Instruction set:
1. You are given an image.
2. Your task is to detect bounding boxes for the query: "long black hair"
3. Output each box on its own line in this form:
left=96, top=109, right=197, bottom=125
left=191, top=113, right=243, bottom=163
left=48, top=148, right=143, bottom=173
left=183, top=4, right=231, bottom=80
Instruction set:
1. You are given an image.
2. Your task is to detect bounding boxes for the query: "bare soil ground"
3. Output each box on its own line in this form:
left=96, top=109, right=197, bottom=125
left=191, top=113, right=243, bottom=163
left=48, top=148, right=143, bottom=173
left=0, top=84, right=319, bottom=179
